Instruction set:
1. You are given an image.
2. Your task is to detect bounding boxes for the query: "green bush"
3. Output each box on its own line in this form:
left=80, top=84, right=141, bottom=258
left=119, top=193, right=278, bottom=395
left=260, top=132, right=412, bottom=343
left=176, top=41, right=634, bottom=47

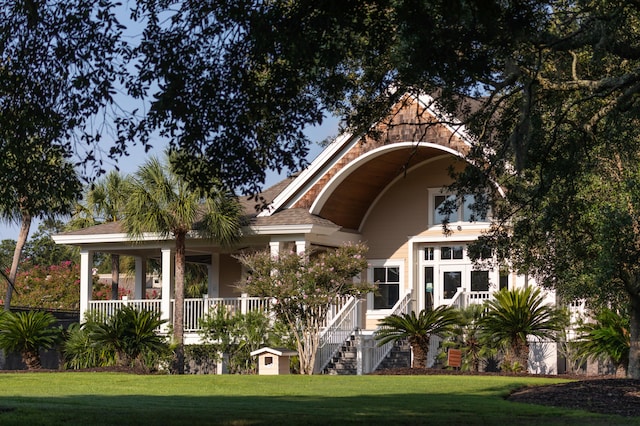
left=199, top=306, right=292, bottom=374
left=0, top=310, right=61, bottom=370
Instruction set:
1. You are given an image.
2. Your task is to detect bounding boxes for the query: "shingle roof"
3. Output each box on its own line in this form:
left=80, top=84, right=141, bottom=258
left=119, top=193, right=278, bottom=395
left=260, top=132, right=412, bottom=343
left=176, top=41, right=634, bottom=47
left=57, top=174, right=338, bottom=237
left=250, top=208, right=338, bottom=228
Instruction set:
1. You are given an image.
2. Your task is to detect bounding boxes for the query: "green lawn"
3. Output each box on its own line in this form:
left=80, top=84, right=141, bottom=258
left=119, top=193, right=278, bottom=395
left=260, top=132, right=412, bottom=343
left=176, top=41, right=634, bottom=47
left=0, top=373, right=635, bottom=425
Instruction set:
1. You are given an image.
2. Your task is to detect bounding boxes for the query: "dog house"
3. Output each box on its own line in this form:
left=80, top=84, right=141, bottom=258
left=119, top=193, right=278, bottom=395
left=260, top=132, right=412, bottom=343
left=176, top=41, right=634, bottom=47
left=251, top=347, right=298, bottom=375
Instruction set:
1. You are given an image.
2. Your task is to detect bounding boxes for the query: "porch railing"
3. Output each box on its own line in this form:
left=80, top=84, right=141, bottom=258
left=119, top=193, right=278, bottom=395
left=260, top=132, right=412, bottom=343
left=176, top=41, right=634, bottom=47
left=314, top=296, right=360, bottom=374
left=448, top=289, right=492, bottom=309
left=367, top=291, right=412, bottom=373
left=88, top=296, right=271, bottom=332
left=184, top=296, right=273, bottom=332
left=88, top=299, right=162, bottom=321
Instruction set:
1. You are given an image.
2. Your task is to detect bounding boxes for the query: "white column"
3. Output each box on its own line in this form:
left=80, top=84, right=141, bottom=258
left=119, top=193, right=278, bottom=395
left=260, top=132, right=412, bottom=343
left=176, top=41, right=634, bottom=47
left=269, top=241, right=282, bottom=257
left=161, top=247, right=175, bottom=331
left=208, top=253, right=220, bottom=297
left=295, top=240, right=308, bottom=255
left=134, top=256, right=146, bottom=299
left=79, top=249, right=94, bottom=321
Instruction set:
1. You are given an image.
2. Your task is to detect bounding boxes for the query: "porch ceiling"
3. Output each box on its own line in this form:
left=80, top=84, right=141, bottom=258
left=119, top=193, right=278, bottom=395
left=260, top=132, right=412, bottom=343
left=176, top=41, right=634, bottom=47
left=318, top=145, right=447, bottom=230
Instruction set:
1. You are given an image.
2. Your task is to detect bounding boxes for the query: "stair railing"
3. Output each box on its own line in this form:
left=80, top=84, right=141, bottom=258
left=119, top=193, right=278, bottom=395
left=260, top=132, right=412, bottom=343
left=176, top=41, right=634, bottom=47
left=367, top=291, right=412, bottom=373
left=314, top=296, right=360, bottom=373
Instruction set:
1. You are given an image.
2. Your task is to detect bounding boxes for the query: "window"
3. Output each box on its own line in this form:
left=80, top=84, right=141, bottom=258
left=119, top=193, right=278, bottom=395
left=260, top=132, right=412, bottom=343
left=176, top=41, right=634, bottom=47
left=499, top=269, right=509, bottom=290
left=470, top=270, right=490, bottom=292
left=443, top=271, right=461, bottom=299
left=434, top=194, right=458, bottom=224
left=425, top=247, right=434, bottom=261
left=432, top=192, right=489, bottom=225
left=373, top=266, right=400, bottom=309
left=441, top=246, right=464, bottom=260
left=462, top=195, right=488, bottom=222
left=265, top=356, right=273, bottom=366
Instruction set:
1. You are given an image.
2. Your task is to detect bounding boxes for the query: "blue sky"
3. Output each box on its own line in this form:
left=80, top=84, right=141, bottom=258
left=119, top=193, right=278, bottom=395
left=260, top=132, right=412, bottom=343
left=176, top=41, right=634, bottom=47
left=0, top=115, right=340, bottom=241
left=0, top=5, right=341, bottom=241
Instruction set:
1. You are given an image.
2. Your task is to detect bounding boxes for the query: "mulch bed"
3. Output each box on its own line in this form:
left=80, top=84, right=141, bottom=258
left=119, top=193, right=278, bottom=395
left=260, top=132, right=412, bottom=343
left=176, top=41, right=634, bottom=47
left=374, top=368, right=640, bottom=417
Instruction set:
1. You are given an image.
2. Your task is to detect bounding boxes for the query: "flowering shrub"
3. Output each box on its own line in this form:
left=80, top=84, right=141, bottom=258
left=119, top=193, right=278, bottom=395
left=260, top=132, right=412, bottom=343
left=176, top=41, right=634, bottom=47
left=92, top=281, right=131, bottom=300
left=236, top=243, right=373, bottom=374
left=10, top=261, right=95, bottom=310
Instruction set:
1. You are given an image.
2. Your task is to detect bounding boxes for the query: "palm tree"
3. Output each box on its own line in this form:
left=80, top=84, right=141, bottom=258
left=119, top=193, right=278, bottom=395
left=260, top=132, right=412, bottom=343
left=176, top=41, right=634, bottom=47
left=123, top=154, right=242, bottom=373
left=374, top=306, right=459, bottom=368
left=573, top=308, right=629, bottom=377
left=68, top=171, right=131, bottom=300
left=481, top=287, right=568, bottom=372
left=442, top=304, right=491, bottom=372
left=0, top=310, right=61, bottom=369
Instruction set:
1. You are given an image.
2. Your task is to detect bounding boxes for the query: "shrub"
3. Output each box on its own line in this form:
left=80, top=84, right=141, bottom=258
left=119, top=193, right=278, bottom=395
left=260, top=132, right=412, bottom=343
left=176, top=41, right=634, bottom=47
left=0, top=310, right=61, bottom=369
left=86, top=306, right=169, bottom=370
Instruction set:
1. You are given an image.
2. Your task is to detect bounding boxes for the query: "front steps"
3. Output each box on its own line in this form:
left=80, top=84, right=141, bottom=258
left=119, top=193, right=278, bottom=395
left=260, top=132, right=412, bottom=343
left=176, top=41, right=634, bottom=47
left=323, top=335, right=358, bottom=375
left=322, top=336, right=411, bottom=375
left=375, top=339, right=411, bottom=371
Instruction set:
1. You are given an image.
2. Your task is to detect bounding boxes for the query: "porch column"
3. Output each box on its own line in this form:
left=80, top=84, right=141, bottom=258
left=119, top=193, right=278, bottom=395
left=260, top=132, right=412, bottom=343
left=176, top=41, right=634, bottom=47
left=79, top=249, right=94, bottom=320
left=207, top=253, right=220, bottom=297
left=269, top=241, right=282, bottom=257
left=161, top=247, right=175, bottom=331
left=134, top=256, right=146, bottom=299
left=295, top=240, right=308, bottom=255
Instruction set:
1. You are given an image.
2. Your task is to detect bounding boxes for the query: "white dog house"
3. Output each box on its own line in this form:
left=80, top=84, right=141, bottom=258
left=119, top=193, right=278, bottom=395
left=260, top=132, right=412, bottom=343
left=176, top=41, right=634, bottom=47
left=251, top=347, right=298, bottom=375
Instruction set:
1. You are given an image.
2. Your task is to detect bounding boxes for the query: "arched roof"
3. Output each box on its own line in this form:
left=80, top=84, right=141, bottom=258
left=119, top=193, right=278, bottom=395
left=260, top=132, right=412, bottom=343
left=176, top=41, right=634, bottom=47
left=311, top=143, right=464, bottom=230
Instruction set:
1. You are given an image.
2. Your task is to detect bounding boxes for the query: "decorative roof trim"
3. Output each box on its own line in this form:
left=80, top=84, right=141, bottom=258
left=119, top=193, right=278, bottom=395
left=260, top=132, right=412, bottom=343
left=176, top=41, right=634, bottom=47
left=309, top=142, right=463, bottom=217
left=52, top=232, right=166, bottom=245
left=260, top=92, right=476, bottom=217
left=257, top=131, right=356, bottom=217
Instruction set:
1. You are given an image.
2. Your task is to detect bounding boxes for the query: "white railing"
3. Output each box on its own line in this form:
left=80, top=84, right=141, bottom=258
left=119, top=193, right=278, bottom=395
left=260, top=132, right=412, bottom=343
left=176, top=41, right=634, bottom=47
left=88, top=296, right=271, bottom=333
left=448, top=289, right=492, bottom=309
left=368, top=291, right=413, bottom=373
left=88, top=299, right=162, bottom=321
left=466, top=291, right=491, bottom=306
left=314, top=296, right=360, bottom=374
left=447, top=287, right=466, bottom=308
left=184, top=296, right=272, bottom=332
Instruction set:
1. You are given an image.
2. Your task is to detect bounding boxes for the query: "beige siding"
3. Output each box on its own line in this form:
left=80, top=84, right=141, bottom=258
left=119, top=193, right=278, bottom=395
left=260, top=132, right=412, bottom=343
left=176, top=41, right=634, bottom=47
left=361, top=156, right=465, bottom=260
left=218, top=253, right=243, bottom=297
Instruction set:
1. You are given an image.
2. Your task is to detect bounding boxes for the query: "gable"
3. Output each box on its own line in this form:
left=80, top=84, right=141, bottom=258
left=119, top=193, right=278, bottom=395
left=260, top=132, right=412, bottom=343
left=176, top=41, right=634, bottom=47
left=264, top=93, right=473, bottom=231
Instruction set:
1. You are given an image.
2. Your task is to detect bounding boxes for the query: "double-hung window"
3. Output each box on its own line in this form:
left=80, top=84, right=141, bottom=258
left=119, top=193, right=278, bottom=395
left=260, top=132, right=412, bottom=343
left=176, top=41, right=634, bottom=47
left=372, top=265, right=400, bottom=310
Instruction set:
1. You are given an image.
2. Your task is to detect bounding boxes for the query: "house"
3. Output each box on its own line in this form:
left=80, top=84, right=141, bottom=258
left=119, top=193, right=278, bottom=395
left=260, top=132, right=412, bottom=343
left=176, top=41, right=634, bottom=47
left=53, top=93, right=559, bottom=374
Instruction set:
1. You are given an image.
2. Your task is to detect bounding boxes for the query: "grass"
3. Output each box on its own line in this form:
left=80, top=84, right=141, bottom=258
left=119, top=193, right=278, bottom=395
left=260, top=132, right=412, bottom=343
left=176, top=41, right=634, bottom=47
left=0, top=373, right=635, bottom=425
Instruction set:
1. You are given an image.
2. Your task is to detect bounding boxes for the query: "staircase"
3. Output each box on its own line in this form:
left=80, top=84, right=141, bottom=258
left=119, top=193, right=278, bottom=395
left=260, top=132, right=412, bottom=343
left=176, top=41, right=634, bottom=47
left=323, top=335, right=358, bottom=375
left=375, top=339, right=411, bottom=371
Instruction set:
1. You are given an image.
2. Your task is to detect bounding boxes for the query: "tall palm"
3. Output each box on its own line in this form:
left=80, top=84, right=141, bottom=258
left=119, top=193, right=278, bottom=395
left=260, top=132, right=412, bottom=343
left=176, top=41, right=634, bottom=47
left=374, top=306, right=459, bottom=368
left=123, top=155, right=242, bottom=373
left=481, top=287, right=568, bottom=371
left=68, top=171, right=131, bottom=300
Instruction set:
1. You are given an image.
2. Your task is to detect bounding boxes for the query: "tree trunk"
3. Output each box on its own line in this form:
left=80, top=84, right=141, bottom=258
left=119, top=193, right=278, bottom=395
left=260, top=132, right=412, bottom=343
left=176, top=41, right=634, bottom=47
left=628, top=294, right=640, bottom=379
left=173, top=231, right=186, bottom=374
left=22, top=349, right=41, bottom=370
left=110, top=254, right=120, bottom=300
left=410, top=338, right=428, bottom=368
left=4, top=212, right=31, bottom=311
left=508, top=338, right=529, bottom=372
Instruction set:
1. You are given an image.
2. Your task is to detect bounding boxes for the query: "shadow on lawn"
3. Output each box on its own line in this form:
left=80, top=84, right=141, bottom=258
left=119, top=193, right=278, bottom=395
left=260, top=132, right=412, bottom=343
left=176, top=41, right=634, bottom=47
left=0, top=392, right=626, bottom=426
